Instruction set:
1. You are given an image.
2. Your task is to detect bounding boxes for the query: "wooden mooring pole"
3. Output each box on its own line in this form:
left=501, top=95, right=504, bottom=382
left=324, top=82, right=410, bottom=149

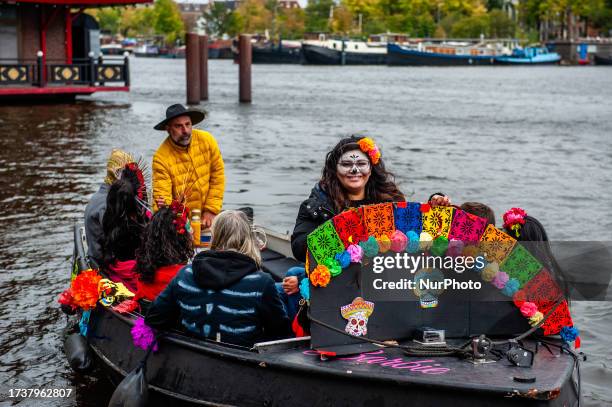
left=239, top=34, right=252, bottom=103
left=186, top=33, right=200, bottom=105
left=199, top=35, right=208, bottom=101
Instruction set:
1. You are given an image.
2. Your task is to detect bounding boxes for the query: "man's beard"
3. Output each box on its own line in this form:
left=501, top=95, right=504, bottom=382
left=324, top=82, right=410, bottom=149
left=175, top=133, right=191, bottom=146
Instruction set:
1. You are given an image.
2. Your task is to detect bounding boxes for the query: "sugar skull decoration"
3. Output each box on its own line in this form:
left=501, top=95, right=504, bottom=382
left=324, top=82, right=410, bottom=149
left=412, top=268, right=446, bottom=309
left=340, top=297, right=375, bottom=337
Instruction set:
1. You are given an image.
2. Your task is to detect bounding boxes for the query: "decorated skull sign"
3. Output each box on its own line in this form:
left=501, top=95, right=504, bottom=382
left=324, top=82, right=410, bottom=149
left=412, top=268, right=446, bottom=309
left=341, top=297, right=375, bottom=337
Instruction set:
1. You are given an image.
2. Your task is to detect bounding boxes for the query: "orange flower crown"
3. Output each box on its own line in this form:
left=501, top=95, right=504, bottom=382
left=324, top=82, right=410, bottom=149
left=357, top=137, right=381, bottom=165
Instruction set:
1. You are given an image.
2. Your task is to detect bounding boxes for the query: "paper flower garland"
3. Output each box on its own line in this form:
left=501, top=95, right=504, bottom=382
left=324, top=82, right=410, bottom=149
left=303, top=202, right=577, bottom=342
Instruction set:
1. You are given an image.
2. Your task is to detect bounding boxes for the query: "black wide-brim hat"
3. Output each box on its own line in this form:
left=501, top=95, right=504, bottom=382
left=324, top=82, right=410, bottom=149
left=154, top=104, right=206, bottom=130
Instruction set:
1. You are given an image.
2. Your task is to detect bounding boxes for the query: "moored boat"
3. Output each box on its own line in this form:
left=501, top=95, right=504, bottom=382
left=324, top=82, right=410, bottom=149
left=252, top=40, right=302, bottom=64
left=101, top=43, right=130, bottom=56
left=387, top=42, right=507, bottom=66
left=302, top=39, right=387, bottom=65
left=209, top=39, right=234, bottom=59
left=64, top=223, right=580, bottom=406
left=134, top=44, right=160, bottom=58
left=495, top=47, right=561, bottom=65
left=594, top=54, right=612, bottom=65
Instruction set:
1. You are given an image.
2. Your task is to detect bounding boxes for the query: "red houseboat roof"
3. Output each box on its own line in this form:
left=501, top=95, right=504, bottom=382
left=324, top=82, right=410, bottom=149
left=12, top=0, right=151, bottom=6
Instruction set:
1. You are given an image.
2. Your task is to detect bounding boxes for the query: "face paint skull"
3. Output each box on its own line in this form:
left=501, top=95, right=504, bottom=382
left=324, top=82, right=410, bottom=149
left=412, top=268, right=446, bottom=309
left=346, top=311, right=369, bottom=336
left=341, top=297, right=375, bottom=337
left=337, top=150, right=371, bottom=176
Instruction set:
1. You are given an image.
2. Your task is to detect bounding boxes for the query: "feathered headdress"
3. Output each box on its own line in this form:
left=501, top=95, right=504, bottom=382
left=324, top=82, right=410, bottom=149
left=119, top=157, right=152, bottom=219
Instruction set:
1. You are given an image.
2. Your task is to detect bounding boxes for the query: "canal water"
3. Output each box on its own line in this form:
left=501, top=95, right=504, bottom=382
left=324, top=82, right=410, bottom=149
left=0, top=58, right=611, bottom=406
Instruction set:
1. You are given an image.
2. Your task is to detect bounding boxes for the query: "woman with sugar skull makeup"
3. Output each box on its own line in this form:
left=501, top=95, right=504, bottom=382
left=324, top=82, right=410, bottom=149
left=279, top=136, right=450, bottom=326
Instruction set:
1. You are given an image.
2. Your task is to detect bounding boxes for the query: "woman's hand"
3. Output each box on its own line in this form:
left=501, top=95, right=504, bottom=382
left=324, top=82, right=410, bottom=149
left=430, top=194, right=452, bottom=207
left=282, top=276, right=299, bottom=295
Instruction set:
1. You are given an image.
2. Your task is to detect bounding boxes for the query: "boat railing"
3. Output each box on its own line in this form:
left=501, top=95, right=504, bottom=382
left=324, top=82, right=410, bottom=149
left=0, top=54, right=130, bottom=88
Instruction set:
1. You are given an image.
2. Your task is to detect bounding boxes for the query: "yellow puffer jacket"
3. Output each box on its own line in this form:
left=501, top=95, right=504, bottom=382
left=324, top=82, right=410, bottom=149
left=152, top=129, right=225, bottom=214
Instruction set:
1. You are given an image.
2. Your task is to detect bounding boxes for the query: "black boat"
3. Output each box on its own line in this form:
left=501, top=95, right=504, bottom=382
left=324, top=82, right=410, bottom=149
left=387, top=43, right=501, bottom=66
left=302, top=40, right=387, bottom=65
left=65, top=223, right=581, bottom=406
left=594, top=54, right=612, bottom=65
left=252, top=41, right=302, bottom=64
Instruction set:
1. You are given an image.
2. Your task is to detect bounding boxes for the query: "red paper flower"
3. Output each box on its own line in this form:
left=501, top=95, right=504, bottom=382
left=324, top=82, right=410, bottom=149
left=170, top=200, right=189, bottom=234
left=503, top=207, right=527, bottom=237
left=70, top=269, right=102, bottom=310
left=58, top=288, right=77, bottom=311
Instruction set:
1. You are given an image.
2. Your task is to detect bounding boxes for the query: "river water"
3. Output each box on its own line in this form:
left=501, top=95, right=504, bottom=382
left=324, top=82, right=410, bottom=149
left=0, top=58, right=611, bottom=406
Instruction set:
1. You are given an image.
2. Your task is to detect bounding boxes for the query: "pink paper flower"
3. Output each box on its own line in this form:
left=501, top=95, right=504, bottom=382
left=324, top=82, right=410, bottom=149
left=520, top=302, right=538, bottom=318
left=131, top=317, right=158, bottom=352
left=347, top=244, right=363, bottom=263
left=492, top=271, right=509, bottom=289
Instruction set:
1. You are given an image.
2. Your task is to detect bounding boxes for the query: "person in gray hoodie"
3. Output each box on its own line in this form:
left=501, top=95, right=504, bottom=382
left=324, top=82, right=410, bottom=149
left=84, top=149, right=134, bottom=267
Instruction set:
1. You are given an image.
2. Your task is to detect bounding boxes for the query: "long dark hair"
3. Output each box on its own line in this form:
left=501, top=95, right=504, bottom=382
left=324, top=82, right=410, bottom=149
left=101, top=178, right=148, bottom=270
left=135, top=207, right=194, bottom=283
left=504, top=215, right=570, bottom=302
left=320, top=136, right=405, bottom=213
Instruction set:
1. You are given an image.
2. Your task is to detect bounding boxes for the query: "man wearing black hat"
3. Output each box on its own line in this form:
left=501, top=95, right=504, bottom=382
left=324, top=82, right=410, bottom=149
left=152, top=104, right=225, bottom=228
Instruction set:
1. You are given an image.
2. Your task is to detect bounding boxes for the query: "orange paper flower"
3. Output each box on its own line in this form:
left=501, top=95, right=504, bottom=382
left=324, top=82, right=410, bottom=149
left=70, top=269, right=102, bottom=310
left=357, top=137, right=375, bottom=152
left=357, top=137, right=381, bottom=165
left=310, top=265, right=331, bottom=287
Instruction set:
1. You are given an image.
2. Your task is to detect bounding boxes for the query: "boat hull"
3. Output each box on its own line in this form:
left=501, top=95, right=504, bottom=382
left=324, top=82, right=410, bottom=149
left=252, top=46, right=302, bottom=64
left=495, top=56, right=561, bottom=65
left=88, top=305, right=579, bottom=407
left=594, top=55, right=612, bottom=65
left=68, top=224, right=579, bottom=407
left=302, top=44, right=387, bottom=65
left=387, top=44, right=497, bottom=66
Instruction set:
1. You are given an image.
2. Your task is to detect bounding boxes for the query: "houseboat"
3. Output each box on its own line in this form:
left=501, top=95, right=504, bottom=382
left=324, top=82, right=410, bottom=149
left=0, top=0, right=150, bottom=101
left=495, top=47, right=561, bottom=65
left=387, top=40, right=511, bottom=66
left=302, top=39, right=387, bottom=65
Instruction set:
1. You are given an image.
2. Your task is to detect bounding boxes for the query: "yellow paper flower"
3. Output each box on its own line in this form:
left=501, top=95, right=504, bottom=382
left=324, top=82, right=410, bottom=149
left=482, top=262, right=499, bottom=282
left=529, top=311, right=544, bottom=327
left=462, top=245, right=480, bottom=258
left=419, top=232, right=433, bottom=251
left=377, top=234, right=391, bottom=253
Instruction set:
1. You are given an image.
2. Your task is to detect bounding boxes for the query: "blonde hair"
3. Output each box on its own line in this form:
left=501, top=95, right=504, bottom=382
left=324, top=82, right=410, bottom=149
left=210, top=210, right=262, bottom=266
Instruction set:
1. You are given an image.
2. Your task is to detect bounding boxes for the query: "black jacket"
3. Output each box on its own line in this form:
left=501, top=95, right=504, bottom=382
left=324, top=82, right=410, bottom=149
left=290, top=183, right=378, bottom=262
left=290, top=183, right=446, bottom=262
left=146, top=250, right=290, bottom=347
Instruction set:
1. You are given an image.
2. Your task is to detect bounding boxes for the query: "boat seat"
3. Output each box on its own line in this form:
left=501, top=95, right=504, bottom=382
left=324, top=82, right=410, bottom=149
left=261, top=248, right=285, bottom=262
left=262, top=256, right=304, bottom=282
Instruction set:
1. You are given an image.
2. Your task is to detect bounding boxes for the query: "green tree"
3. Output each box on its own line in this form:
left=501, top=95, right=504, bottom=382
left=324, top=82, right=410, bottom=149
left=305, top=0, right=334, bottom=32
left=488, top=9, right=515, bottom=37
left=119, top=6, right=155, bottom=38
left=92, top=7, right=122, bottom=34
left=202, top=2, right=241, bottom=37
left=451, top=14, right=489, bottom=37
left=277, top=7, right=306, bottom=38
left=153, top=0, right=185, bottom=44
left=235, top=0, right=273, bottom=33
